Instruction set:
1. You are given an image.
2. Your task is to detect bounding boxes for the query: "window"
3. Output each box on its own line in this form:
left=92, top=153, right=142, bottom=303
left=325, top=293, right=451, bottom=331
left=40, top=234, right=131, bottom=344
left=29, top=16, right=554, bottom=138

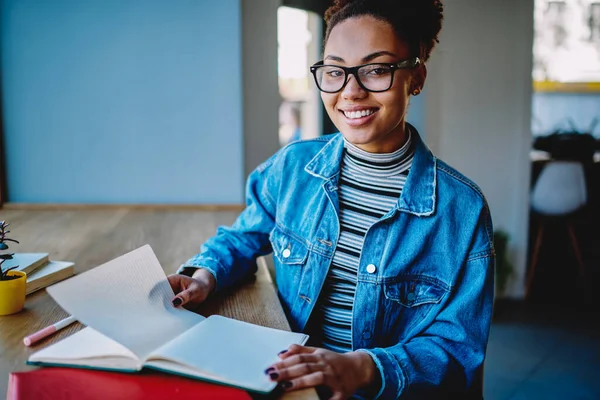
left=590, top=3, right=600, bottom=41
left=533, top=0, right=600, bottom=82
left=531, top=0, right=600, bottom=138
left=546, top=1, right=567, bottom=46
left=277, top=7, right=322, bottom=146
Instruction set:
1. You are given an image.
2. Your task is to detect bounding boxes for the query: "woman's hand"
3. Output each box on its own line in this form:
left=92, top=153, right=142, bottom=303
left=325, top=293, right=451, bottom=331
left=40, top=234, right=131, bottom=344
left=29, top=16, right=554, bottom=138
left=167, top=268, right=216, bottom=310
left=265, top=345, right=379, bottom=400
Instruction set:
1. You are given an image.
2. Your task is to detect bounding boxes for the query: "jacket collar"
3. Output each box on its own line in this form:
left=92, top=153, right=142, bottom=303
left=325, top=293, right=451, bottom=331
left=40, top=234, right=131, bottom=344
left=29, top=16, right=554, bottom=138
left=304, top=124, right=437, bottom=216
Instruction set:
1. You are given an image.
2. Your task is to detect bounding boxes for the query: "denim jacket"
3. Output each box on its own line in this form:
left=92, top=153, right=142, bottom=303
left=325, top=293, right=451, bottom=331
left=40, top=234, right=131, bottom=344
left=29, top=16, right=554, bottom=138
left=182, top=127, right=495, bottom=399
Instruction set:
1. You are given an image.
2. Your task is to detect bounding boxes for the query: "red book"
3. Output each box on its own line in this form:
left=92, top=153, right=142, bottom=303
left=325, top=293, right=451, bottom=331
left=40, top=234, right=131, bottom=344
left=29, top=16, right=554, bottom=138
left=8, top=368, right=252, bottom=400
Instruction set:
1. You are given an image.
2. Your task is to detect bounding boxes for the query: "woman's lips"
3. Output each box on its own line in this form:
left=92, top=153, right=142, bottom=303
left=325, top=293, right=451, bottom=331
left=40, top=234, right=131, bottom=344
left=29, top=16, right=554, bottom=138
left=340, top=108, right=379, bottom=126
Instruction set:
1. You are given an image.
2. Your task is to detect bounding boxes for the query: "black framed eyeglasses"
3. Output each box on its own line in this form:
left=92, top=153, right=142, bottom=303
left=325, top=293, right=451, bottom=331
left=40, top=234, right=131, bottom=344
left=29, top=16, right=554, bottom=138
left=309, top=57, right=421, bottom=93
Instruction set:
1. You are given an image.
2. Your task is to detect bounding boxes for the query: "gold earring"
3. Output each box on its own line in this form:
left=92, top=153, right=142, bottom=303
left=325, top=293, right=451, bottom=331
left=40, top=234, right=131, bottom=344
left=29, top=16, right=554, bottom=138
left=412, top=88, right=421, bottom=96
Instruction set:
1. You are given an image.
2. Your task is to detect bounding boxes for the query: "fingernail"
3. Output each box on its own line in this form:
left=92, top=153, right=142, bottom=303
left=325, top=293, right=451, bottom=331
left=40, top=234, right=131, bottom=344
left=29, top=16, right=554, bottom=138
left=264, top=367, right=275, bottom=375
left=172, top=298, right=182, bottom=307
left=281, top=381, right=293, bottom=389
left=269, top=372, right=279, bottom=380
left=278, top=350, right=288, bottom=355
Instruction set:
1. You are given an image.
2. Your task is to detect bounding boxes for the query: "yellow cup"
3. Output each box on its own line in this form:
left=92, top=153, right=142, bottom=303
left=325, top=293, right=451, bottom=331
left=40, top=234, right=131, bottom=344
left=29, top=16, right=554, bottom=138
left=0, top=270, right=27, bottom=315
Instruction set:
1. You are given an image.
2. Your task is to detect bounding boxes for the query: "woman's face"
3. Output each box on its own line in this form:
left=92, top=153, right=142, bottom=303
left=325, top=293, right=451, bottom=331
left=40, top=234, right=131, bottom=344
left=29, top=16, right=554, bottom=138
left=321, top=16, right=425, bottom=153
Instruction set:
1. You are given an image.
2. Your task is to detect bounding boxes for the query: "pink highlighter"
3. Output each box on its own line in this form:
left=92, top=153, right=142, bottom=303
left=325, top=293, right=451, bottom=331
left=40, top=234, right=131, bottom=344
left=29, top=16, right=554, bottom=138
left=23, top=316, right=77, bottom=346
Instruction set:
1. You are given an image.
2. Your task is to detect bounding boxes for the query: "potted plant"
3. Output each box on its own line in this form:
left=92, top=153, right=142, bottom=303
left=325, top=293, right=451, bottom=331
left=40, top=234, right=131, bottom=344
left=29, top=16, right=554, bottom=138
left=0, top=220, right=26, bottom=315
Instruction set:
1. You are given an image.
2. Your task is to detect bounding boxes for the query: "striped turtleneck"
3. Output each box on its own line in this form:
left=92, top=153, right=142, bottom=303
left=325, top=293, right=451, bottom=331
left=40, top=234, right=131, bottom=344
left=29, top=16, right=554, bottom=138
left=311, top=130, right=415, bottom=353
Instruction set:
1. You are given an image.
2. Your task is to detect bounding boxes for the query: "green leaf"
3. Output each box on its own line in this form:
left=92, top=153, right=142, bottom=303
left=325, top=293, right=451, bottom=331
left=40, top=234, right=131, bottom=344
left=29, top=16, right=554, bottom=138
left=3, top=266, right=18, bottom=274
left=0, top=265, right=18, bottom=280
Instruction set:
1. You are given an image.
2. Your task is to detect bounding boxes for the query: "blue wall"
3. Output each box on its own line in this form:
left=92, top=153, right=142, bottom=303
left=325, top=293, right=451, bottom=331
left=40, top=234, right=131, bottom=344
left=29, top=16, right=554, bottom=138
left=1, top=0, right=244, bottom=204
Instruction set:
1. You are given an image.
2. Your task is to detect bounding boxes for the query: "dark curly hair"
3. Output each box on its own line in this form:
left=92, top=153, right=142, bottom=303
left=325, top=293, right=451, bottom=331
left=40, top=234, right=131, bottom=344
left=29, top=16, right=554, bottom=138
left=324, top=0, right=444, bottom=62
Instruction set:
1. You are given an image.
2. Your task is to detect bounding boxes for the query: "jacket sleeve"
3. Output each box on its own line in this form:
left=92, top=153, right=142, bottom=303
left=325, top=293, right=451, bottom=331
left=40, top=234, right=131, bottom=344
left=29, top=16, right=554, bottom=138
left=178, top=157, right=278, bottom=292
left=359, top=206, right=495, bottom=399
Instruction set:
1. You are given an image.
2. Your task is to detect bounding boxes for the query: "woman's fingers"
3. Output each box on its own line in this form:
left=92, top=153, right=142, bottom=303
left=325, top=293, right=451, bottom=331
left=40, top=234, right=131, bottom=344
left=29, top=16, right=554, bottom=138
left=167, top=274, right=184, bottom=293
left=173, top=286, right=195, bottom=307
left=270, top=360, right=327, bottom=381
left=278, top=344, right=317, bottom=359
left=167, top=274, right=192, bottom=306
left=167, top=274, right=208, bottom=308
left=271, top=352, right=321, bottom=371
left=280, top=370, right=329, bottom=391
left=268, top=348, right=366, bottom=399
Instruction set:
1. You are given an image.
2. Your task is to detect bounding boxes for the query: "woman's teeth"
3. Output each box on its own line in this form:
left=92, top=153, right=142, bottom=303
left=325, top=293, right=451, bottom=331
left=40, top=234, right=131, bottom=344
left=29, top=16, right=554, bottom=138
left=343, top=109, right=376, bottom=119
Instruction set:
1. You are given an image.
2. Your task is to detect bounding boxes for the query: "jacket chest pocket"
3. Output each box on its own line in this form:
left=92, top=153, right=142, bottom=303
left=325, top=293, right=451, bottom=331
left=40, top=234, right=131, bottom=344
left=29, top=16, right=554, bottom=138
left=381, top=276, right=449, bottom=344
left=270, top=227, right=309, bottom=265
left=269, top=226, right=311, bottom=308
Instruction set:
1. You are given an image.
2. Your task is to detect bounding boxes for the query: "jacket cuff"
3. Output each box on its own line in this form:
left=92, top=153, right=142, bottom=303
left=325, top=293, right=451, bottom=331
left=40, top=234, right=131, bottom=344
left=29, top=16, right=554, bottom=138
left=177, top=257, right=223, bottom=291
left=177, top=265, right=199, bottom=277
left=356, top=348, right=405, bottom=399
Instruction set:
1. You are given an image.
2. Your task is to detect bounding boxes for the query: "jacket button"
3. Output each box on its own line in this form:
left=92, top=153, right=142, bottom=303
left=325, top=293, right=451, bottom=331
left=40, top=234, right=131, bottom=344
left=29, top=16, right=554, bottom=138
left=282, top=248, right=291, bottom=258
left=407, top=292, right=416, bottom=302
left=366, top=264, right=376, bottom=274
left=363, top=331, right=372, bottom=339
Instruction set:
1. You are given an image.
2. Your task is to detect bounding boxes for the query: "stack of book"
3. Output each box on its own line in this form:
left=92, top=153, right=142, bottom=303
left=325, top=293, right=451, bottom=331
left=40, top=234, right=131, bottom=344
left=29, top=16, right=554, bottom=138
left=4, top=253, right=75, bottom=295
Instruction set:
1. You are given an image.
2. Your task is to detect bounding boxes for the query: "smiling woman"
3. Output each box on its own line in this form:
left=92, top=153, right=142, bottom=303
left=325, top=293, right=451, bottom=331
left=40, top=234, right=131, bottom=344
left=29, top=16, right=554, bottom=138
left=169, top=1, right=495, bottom=399
left=315, top=16, right=425, bottom=153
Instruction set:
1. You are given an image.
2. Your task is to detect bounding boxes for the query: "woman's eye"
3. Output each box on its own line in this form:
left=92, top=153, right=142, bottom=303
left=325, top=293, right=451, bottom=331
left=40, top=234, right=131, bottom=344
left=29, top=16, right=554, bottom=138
left=367, top=67, right=389, bottom=76
left=326, top=70, right=344, bottom=78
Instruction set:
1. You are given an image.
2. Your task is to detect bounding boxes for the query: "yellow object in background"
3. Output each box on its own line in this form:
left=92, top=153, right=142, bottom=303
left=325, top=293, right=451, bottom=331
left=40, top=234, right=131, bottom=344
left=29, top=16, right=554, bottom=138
left=0, top=271, right=27, bottom=315
left=533, top=81, right=600, bottom=93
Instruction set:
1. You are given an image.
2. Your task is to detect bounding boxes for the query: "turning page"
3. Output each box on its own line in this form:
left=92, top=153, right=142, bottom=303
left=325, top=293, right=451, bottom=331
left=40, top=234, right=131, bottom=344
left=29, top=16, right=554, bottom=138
left=46, top=245, right=204, bottom=359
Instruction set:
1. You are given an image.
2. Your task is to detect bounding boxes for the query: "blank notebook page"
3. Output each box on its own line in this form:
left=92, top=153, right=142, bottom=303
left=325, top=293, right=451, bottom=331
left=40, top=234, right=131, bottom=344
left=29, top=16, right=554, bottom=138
left=28, top=327, right=139, bottom=368
left=148, top=315, right=309, bottom=393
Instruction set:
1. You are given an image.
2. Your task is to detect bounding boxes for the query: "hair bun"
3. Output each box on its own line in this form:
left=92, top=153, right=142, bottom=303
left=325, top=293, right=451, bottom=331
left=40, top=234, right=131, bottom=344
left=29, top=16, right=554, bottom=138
left=323, top=0, right=444, bottom=62
left=325, top=0, right=359, bottom=22
left=325, top=0, right=443, bottom=23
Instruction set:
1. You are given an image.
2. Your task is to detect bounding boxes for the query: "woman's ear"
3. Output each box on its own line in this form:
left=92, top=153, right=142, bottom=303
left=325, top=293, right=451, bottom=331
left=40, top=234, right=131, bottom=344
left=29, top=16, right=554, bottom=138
left=413, top=63, right=427, bottom=92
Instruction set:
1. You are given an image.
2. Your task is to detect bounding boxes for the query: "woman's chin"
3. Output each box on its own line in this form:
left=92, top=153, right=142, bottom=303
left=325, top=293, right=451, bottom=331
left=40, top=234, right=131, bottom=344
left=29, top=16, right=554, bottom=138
left=339, top=130, right=375, bottom=146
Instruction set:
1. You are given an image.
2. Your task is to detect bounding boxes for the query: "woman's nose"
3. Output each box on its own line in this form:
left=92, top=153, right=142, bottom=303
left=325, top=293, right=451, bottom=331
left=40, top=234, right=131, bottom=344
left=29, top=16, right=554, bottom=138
left=341, top=75, right=367, bottom=100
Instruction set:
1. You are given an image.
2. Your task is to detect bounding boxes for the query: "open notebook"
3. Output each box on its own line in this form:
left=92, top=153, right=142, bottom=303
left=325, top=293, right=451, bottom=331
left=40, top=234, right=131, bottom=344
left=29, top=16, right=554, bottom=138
left=28, top=245, right=308, bottom=394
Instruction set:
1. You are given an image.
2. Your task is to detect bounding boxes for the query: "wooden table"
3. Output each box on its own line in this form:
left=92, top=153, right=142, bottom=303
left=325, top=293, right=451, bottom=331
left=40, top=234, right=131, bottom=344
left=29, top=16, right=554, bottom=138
left=0, top=208, right=317, bottom=399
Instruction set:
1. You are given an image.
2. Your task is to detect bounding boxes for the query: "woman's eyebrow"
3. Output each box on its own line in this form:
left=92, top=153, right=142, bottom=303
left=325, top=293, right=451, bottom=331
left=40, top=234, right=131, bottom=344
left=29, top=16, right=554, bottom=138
left=324, top=51, right=399, bottom=63
left=324, top=55, right=345, bottom=62
left=362, top=51, right=398, bottom=62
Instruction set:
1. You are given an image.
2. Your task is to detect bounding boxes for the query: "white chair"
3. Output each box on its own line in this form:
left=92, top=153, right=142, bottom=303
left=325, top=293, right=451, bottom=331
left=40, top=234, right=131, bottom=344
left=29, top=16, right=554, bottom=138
left=526, top=161, right=588, bottom=298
